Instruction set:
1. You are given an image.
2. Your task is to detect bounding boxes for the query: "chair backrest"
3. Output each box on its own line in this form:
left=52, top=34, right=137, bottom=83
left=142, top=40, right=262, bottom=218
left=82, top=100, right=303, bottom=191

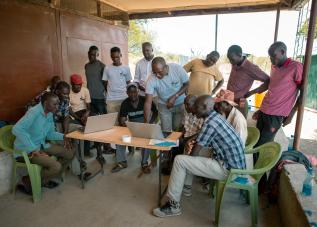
left=254, top=142, right=281, bottom=173
left=245, top=127, right=260, bottom=151
left=0, top=125, right=15, bottom=153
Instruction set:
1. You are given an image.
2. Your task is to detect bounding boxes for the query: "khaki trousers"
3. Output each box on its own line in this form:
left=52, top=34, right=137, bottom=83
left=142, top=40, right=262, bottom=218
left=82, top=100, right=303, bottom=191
left=30, top=144, right=74, bottom=182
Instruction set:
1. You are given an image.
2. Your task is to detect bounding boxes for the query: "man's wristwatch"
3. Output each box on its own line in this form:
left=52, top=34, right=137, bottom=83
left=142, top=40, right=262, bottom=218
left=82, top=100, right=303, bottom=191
left=175, top=93, right=179, bottom=98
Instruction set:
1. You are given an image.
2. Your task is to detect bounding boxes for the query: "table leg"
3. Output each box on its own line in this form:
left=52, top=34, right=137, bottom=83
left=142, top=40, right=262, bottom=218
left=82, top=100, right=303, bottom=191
left=77, top=139, right=85, bottom=189
left=96, top=143, right=105, bottom=175
left=158, top=150, right=162, bottom=206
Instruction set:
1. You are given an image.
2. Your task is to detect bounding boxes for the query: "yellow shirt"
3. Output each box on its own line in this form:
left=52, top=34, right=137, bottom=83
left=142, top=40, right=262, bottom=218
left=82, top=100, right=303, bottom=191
left=184, top=59, right=223, bottom=96
left=70, top=87, right=91, bottom=112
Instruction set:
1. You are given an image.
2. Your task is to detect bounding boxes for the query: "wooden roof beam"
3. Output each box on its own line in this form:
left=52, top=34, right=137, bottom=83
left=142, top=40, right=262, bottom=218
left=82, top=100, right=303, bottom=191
left=129, top=3, right=290, bottom=20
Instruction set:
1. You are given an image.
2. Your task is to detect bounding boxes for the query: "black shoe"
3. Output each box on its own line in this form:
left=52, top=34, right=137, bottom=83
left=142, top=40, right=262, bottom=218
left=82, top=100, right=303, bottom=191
left=17, top=184, right=32, bottom=195
left=43, top=181, right=59, bottom=189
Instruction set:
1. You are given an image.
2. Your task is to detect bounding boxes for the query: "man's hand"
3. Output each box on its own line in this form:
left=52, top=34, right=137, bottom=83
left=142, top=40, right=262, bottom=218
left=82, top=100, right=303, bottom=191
left=283, top=116, right=292, bottom=127
left=80, top=111, right=90, bottom=125
left=185, top=139, right=196, bottom=155
left=252, top=110, right=260, bottom=121
left=29, top=151, right=48, bottom=158
left=64, top=137, right=73, bottom=150
left=166, top=95, right=177, bottom=109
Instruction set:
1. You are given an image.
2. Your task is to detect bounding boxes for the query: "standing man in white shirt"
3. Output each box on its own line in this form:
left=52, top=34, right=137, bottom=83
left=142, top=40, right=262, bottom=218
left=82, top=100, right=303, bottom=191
left=135, top=42, right=154, bottom=95
left=102, top=47, right=132, bottom=113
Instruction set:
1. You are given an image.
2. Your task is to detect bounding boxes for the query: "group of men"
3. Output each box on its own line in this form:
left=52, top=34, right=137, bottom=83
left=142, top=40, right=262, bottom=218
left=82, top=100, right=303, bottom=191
left=12, top=40, right=302, bottom=219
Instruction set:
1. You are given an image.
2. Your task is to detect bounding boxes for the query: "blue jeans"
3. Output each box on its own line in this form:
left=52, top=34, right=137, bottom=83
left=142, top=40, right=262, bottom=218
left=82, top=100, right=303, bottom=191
left=158, top=103, right=184, bottom=132
left=116, top=145, right=151, bottom=165
left=91, top=99, right=106, bottom=115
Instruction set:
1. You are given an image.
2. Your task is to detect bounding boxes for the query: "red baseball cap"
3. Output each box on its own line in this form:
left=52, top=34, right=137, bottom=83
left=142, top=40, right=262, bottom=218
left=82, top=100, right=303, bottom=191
left=70, top=74, right=83, bottom=85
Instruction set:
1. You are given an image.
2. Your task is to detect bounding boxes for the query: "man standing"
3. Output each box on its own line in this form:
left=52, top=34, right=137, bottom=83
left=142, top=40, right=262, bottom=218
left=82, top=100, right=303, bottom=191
left=85, top=46, right=106, bottom=115
left=102, top=47, right=132, bottom=113
left=184, top=51, right=224, bottom=96
left=254, top=41, right=303, bottom=147
left=152, top=95, right=245, bottom=217
left=227, top=45, right=270, bottom=117
left=13, top=92, right=74, bottom=191
left=144, top=57, right=189, bottom=132
left=85, top=45, right=114, bottom=153
left=135, top=42, right=154, bottom=95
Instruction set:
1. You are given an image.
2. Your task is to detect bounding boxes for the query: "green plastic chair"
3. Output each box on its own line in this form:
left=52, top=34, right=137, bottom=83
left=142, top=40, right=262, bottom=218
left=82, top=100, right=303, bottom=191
left=0, top=125, right=42, bottom=202
left=209, top=127, right=260, bottom=197
left=214, top=142, right=281, bottom=227
left=245, top=127, right=260, bottom=152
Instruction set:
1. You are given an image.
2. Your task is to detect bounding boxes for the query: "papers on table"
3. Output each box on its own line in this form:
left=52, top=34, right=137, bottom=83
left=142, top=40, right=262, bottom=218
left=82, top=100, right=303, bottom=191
left=149, top=139, right=178, bottom=147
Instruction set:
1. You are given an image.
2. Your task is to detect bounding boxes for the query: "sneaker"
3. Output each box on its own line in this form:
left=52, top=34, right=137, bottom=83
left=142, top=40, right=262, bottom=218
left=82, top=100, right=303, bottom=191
left=153, top=200, right=182, bottom=218
left=43, top=180, right=59, bottom=189
left=182, top=185, right=192, bottom=197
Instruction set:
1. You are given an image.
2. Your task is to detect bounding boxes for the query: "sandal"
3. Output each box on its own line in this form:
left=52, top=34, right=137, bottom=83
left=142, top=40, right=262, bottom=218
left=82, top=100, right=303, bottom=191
left=141, top=164, right=151, bottom=174
left=111, top=162, right=127, bottom=173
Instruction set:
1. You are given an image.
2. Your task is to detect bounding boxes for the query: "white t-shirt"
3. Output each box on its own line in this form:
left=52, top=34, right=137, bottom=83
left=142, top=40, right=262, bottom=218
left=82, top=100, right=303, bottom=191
left=135, top=58, right=152, bottom=84
left=135, top=58, right=153, bottom=96
left=102, top=65, right=132, bottom=101
left=69, top=87, right=91, bottom=112
left=227, top=107, right=248, bottom=146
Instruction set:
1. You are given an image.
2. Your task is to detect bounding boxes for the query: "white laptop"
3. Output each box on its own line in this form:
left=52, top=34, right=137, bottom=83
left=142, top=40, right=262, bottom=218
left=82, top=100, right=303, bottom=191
left=126, top=122, right=172, bottom=140
left=81, top=113, right=118, bottom=134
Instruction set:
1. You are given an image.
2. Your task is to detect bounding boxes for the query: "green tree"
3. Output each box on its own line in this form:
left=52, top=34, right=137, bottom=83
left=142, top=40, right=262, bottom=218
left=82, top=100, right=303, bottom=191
left=299, top=19, right=317, bottom=39
left=128, top=20, right=155, bottom=55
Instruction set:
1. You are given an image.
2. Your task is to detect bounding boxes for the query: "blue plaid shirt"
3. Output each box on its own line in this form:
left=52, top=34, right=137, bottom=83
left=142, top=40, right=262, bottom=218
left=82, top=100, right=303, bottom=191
left=197, top=111, right=246, bottom=170
left=54, top=99, right=70, bottom=122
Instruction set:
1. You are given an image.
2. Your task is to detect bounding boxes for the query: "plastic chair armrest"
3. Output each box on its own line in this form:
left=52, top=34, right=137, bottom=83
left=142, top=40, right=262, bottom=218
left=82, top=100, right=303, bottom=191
left=229, top=167, right=267, bottom=175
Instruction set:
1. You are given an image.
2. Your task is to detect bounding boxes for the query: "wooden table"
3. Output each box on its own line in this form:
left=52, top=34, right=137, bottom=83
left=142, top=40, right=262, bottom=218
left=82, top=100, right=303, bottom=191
left=66, top=126, right=182, bottom=205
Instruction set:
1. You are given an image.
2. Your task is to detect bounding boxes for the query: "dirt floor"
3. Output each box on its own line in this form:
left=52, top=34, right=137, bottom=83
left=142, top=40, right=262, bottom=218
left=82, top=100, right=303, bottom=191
left=0, top=151, right=282, bottom=227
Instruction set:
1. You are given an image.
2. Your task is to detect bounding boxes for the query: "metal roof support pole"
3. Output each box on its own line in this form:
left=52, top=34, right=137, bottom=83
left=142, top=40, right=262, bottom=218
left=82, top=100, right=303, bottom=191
left=97, top=0, right=101, bottom=17
left=293, top=0, right=317, bottom=150
left=274, top=4, right=280, bottom=42
left=215, top=14, right=218, bottom=51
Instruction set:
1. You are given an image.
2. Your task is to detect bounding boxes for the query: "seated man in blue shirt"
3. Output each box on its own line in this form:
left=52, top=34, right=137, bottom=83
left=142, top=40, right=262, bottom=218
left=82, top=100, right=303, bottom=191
left=13, top=92, right=74, bottom=191
left=152, top=95, right=246, bottom=218
left=111, top=83, right=158, bottom=174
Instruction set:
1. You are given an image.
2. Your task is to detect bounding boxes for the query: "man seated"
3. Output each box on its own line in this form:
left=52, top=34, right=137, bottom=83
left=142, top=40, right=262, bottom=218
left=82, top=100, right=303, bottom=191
left=176, top=95, right=204, bottom=159
left=54, top=81, right=72, bottom=133
left=214, top=89, right=252, bottom=169
left=26, top=75, right=61, bottom=110
left=152, top=95, right=246, bottom=217
left=111, top=83, right=158, bottom=174
left=182, top=95, right=204, bottom=139
left=214, top=89, right=247, bottom=145
left=69, top=74, right=91, bottom=156
left=13, top=92, right=74, bottom=193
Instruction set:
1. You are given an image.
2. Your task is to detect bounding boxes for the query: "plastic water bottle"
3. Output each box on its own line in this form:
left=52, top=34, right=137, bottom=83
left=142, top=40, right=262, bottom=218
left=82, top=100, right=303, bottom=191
left=288, top=135, right=294, bottom=151
left=302, top=167, right=314, bottom=196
